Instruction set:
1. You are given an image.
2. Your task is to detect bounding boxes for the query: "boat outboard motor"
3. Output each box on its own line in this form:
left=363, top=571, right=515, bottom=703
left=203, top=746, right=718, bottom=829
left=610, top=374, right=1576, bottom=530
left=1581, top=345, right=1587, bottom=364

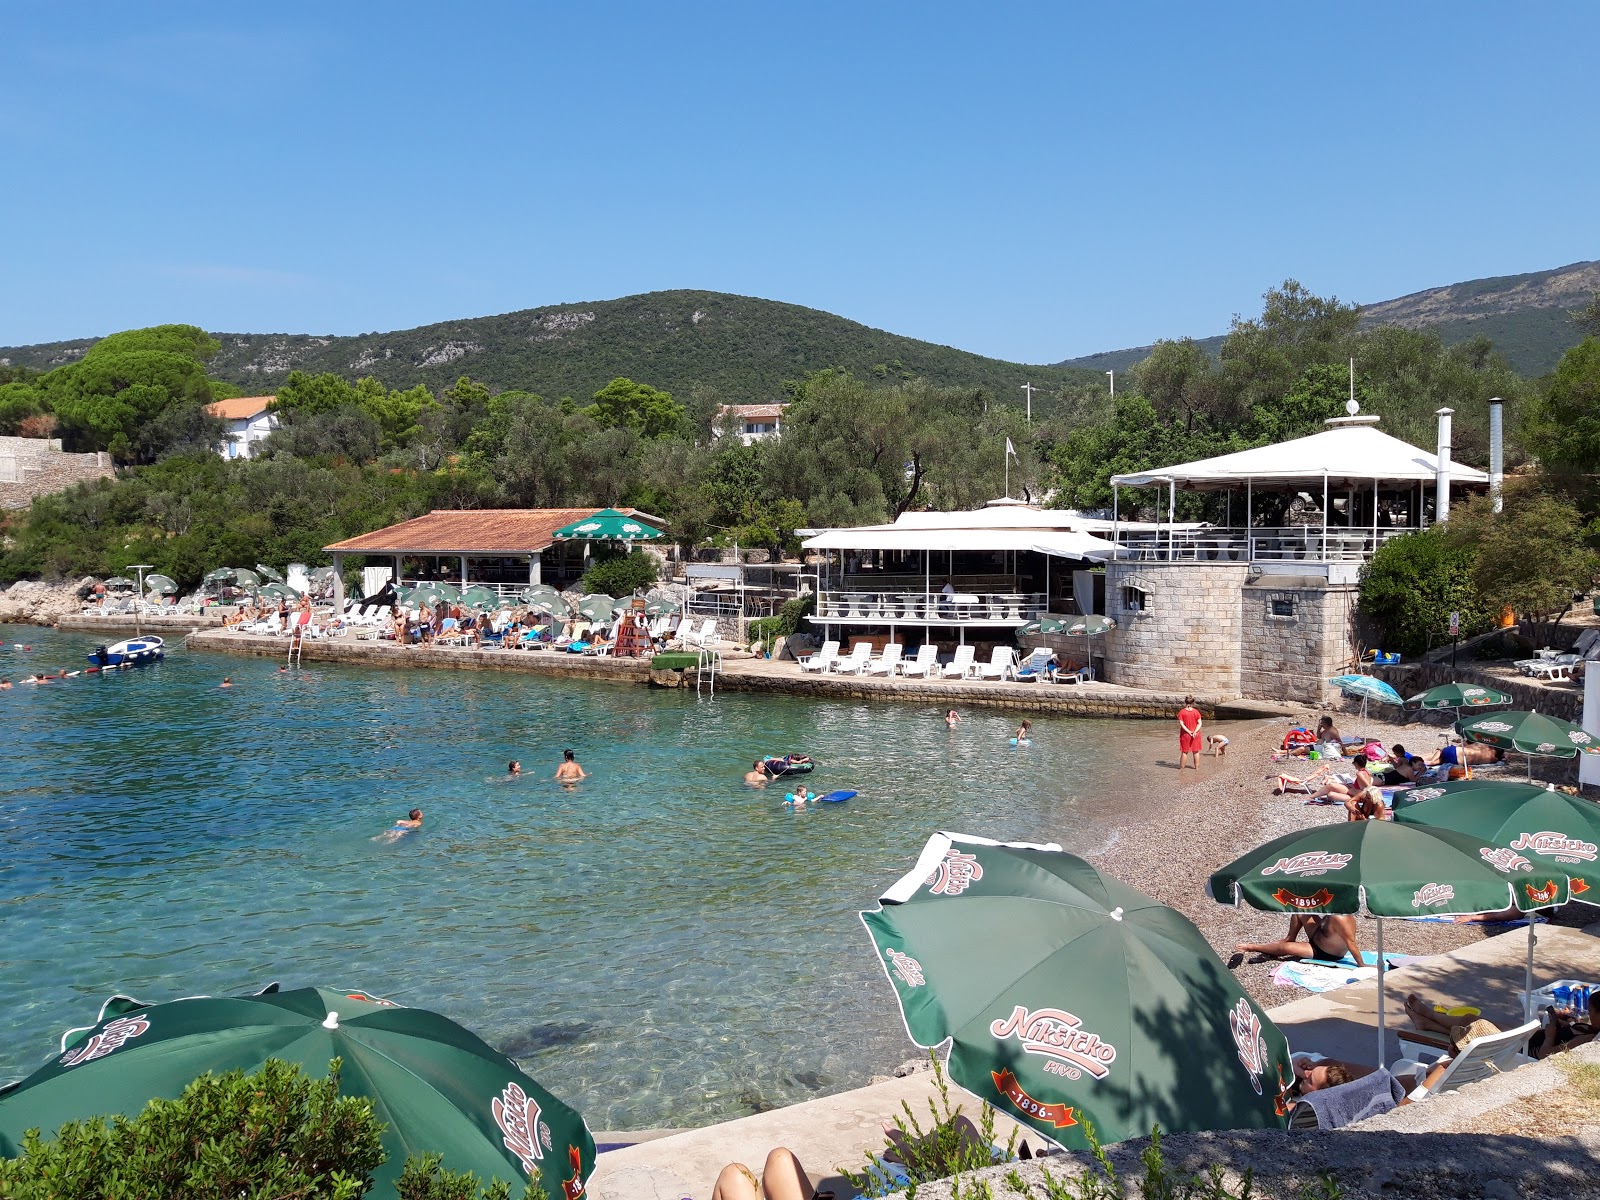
left=93, top=644, right=110, bottom=666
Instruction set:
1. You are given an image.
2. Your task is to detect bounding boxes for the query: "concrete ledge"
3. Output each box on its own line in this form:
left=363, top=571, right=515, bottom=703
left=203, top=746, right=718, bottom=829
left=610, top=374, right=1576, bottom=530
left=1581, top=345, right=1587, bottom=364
left=59, top=613, right=226, bottom=636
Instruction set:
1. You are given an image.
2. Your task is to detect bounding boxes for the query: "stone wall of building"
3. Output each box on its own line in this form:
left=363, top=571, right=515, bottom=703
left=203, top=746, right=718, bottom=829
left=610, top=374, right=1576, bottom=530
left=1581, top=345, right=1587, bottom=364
left=1100, top=562, right=1249, bottom=695
left=0, top=436, right=115, bottom=509
left=1238, top=577, right=1360, bottom=704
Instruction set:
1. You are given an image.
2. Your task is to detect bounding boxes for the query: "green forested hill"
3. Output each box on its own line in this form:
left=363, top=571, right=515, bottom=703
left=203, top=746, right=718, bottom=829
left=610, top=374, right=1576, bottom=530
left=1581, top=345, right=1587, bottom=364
left=0, top=290, right=1101, bottom=403
left=1059, top=259, right=1600, bottom=377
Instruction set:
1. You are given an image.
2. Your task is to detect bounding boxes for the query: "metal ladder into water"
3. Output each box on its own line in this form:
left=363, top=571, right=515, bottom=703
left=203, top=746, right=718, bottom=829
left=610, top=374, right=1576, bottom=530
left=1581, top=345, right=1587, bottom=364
left=695, top=647, right=721, bottom=695
left=286, top=624, right=305, bottom=668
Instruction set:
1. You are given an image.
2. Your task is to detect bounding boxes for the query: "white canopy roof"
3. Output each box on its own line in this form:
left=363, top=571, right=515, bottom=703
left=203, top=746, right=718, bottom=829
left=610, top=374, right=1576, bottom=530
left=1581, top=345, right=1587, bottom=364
left=1110, top=421, right=1491, bottom=490
left=802, top=524, right=1117, bottom=559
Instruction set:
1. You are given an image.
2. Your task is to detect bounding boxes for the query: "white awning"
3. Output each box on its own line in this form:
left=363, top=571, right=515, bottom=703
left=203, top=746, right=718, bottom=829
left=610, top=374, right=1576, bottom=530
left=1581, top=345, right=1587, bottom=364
left=1110, top=421, right=1491, bottom=490
left=802, top=526, right=1116, bottom=559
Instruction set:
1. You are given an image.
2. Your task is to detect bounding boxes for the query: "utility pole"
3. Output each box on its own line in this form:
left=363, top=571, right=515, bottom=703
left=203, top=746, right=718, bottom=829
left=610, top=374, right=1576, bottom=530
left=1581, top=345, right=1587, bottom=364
left=1106, top=370, right=1115, bottom=396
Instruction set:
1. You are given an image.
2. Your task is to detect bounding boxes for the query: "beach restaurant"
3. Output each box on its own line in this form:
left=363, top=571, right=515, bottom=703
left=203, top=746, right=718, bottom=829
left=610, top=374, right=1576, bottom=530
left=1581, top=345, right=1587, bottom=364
left=799, top=501, right=1121, bottom=646
left=1096, top=403, right=1495, bottom=703
left=322, top=507, right=664, bottom=610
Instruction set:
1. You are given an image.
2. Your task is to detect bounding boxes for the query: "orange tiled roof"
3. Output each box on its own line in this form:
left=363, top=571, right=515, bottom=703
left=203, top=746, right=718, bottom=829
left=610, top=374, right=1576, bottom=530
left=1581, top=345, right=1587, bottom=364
left=323, top=509, right=663, bottom=555
left=205, top=396, right=277, bottom=420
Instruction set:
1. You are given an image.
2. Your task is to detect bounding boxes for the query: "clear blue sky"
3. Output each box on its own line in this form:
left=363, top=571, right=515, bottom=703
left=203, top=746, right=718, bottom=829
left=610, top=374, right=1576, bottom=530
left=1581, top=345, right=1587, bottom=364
left=3, top=2, right=1595, bottom=363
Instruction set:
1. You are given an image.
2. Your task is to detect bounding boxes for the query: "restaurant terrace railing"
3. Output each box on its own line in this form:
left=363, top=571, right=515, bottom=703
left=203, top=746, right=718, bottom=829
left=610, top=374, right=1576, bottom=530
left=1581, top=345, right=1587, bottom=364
left=1112, top=526, right=1413, bottom=563
left=814, top=590, right=1048, bottom=624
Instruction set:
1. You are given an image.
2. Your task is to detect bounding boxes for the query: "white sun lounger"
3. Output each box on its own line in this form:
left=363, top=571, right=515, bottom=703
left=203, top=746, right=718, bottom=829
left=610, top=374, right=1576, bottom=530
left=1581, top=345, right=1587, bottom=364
left=865, top=643, right=903, bottom=676
left=899, top=644, right=940, bottom=678
left=829, top=642, right=874, bottom=674
left=798, top=639, right=838, bottom=672
left=941, top=645, right=976, bottom=679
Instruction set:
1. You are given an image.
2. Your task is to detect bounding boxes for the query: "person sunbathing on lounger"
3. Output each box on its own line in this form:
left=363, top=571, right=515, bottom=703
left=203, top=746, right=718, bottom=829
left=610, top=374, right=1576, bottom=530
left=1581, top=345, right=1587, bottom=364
left=1230, top=913, right=1362, bottom=969
left=712, top=1148, right=823, bottom=1200
left=1309, top=754, right=1372, bottom=806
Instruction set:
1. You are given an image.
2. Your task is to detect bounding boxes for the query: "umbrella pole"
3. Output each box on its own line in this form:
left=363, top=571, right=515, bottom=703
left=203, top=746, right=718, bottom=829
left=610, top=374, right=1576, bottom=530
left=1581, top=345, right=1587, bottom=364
left=1376, top=917, right=1387, bottom=1066
left=1525, top=919, right=1537, bottom=1021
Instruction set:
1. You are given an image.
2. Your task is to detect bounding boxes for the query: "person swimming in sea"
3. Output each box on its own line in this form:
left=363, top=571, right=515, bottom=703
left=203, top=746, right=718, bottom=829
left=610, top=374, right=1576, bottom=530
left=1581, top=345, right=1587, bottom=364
left=783, top=785, right=812, bottom=807
left=372, top=808, right=423, bottom=842
left=555, top=749, right=587, bottom=783
left=508, top=760, right=522, bottom=777
left=1013, top=720, right=1032, bottom=744
left=945, top=709, right=960, bottom=729
left=219, top=677, right=233, bottom=688
left=744, top=759, right=770, bottom=786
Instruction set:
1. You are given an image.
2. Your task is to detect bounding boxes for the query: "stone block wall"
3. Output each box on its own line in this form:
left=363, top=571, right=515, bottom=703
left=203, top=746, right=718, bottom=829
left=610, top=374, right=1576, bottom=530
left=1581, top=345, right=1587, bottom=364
left=0, top=436, right=115, bottom=509
left=1101, top=562, right=1248, bottom=695
left=1239, top=578, right=1360, bottom=704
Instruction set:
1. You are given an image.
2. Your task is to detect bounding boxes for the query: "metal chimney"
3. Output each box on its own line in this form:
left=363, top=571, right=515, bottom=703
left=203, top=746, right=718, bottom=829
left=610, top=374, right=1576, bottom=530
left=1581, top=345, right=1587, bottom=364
left=1488, top=397, right=1505, bottom=512
left=1435, top=407, right=1454, bottom=523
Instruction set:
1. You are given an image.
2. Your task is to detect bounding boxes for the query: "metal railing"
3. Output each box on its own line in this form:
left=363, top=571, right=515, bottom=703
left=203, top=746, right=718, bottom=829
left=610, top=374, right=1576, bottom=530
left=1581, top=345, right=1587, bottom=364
left=1113, top=527, right=1412, bottom=564
left=813, top=590, right=1048, bottom=623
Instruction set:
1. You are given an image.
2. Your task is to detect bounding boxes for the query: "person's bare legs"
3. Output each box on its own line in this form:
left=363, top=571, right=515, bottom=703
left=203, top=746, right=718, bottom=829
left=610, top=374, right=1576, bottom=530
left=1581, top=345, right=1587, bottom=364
left=712, top=1163, right=761, bottom=1200
left=1402, top=993, right=1457, bottom=1037
left=759, top=1148, right=813, bottom=1200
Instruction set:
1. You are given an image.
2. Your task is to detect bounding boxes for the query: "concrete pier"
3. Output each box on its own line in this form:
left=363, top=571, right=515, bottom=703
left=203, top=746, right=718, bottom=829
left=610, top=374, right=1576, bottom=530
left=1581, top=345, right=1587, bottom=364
left=183, top=629, right=1298, bottom=719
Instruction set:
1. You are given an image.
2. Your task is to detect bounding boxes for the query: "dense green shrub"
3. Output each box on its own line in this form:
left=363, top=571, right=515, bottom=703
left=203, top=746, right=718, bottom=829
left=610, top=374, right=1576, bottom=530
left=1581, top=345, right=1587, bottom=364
left=1357, top=529, right=1487, bottom=656
left=0, top=1058, right=522, bottom=1200
left=579, top=549, right=659, bottom=597
left=0, top=1058, right=383, bottom=1200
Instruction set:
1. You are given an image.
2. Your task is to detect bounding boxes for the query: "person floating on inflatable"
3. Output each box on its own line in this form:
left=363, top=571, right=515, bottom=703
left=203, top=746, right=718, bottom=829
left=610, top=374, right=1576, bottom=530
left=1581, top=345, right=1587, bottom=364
left=1010, top=720, right=1032, bottom=747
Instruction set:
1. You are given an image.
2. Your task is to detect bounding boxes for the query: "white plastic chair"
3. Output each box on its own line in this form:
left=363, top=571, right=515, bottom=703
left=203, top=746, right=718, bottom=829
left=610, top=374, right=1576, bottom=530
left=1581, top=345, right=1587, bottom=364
left=899, top=644, right=939, bottom=678
left=798, top=639, right=839, bottom=672
left=1395, top=1018, right=1540, bottom=1099
left=941, top=645, right=976, bottom=679
left=975, top=646, right=1017, bottom=681
left=865, top=643, right=903, bottom=676
left=829, top=642, right=875, bottom=674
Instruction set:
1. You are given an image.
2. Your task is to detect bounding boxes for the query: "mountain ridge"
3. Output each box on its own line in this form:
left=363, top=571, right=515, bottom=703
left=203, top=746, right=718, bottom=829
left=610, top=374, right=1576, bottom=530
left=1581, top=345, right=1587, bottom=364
left=0, top=290, right=1102, bottom=407
left=1058, top=259, right=1600, bottom=377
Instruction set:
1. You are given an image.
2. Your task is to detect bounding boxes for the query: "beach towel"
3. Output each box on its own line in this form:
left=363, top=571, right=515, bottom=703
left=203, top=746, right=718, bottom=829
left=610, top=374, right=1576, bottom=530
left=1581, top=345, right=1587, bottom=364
left=1296, top=1068, right=1406, bottom=1130
left=1272, top=952, right=1415, bottom=993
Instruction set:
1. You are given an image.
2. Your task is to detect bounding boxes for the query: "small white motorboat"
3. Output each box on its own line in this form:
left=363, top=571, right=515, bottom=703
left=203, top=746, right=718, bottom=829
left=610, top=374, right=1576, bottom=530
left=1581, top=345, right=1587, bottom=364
left=88, top=636, right=165, bottom=667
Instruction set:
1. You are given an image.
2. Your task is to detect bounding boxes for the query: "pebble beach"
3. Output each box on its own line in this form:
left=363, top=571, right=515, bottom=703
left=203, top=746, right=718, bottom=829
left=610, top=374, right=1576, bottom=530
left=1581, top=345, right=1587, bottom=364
left=1091, top=710, right=1585, bottom=1014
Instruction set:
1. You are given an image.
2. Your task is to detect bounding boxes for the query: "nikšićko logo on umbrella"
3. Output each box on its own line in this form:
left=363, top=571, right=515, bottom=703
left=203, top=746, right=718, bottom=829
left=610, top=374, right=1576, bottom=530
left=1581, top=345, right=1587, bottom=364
left=59, top=1015, right=150, bottom=1066
left=1229, top=999, right=1269, bottom=1095
left=1412, top=882, right=1456, bottom=908
left=1479, top=846, right=1533, bottom=873
left=1510, top=831, right=1598, bottom=863
left=988, top=1006, right=1117, bottom=1080
left=925, top=848, right=983, bottom=895
left=885, top=947, right=926, bottom=986
left=492, top=1081, right=550, bottom=1174
left=1261, top=851, right=1351, bottom=877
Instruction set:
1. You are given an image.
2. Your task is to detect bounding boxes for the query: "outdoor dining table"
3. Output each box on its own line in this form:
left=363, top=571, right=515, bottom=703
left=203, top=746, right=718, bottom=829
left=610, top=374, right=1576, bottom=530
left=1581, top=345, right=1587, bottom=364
left=898, top=593, right=924, bottom=619
left=950, top=594, right=980, bottom=618
left=996, top=593, right=1025, bottom=620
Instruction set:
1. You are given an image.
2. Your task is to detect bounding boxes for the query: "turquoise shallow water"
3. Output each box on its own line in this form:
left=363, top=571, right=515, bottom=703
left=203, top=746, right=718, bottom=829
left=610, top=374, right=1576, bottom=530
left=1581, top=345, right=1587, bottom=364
left=0, top=625, right=1169, bottom=1129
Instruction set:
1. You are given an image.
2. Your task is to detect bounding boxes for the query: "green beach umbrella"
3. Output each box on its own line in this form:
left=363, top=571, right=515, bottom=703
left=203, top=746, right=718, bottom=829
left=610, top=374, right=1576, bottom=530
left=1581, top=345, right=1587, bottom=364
left=1014, top=616, right=1068, bottom=639
left=459, top=586, right=501, bottom=610
left=144, top=574, right=178, bottom=595
left=1395, top=778, right=1600, bottom=1015
left=255, top=564, right=285, bottom=584
left=412, top=580, right=461, bottom=602
left=524, top=595, right=566, bottom=618
left=229, top=568, right=261, bottom=588
left=1209, top=820, right=1567, bottom=1061
left=257, top=582, right=300, bottom=601
left=861, top=833, right=1294, bottom=1149
left=103, top=577, right=134, bottom=591
left=0, top=985, right=595, bottom=1198
left=576, top=594, right=616, bottom=621
left=553, top=508, right=663, bottom=542
left=1408, top=682, right=1512, bottom=712
left=202, top=567, right=237, bottom=586
left=520, top=584, right=562, bottom=604
left=1455, top=710, right=1600, bottom=779
left=642, top=597, right=681, bottom=616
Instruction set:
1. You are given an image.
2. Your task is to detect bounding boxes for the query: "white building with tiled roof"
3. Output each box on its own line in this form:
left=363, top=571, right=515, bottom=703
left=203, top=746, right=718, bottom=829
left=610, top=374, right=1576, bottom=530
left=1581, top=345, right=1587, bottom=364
left=205, top=395, right=279, bottom=459
left=718, top=403, right=787, bottom=446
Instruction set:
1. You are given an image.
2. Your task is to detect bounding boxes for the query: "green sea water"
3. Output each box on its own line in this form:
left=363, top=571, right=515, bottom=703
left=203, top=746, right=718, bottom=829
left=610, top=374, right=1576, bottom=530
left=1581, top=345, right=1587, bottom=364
left=0, top=624, right=1170, bottom=1129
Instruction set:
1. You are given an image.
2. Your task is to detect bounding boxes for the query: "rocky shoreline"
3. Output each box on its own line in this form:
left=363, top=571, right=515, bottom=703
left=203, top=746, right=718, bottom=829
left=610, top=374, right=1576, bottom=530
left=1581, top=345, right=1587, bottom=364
left=0, top=578, right=96, bottom=627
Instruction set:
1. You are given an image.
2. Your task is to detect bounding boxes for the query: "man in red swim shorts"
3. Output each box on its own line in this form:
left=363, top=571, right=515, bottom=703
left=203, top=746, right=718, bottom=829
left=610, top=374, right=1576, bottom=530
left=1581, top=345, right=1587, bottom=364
left=1177, top=695, right=1203, bottom=773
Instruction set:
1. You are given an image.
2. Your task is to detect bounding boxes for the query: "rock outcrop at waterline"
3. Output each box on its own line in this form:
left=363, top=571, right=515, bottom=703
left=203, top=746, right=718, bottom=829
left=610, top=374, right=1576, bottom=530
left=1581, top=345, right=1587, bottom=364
left=0, top=577, right=96, bottom=625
